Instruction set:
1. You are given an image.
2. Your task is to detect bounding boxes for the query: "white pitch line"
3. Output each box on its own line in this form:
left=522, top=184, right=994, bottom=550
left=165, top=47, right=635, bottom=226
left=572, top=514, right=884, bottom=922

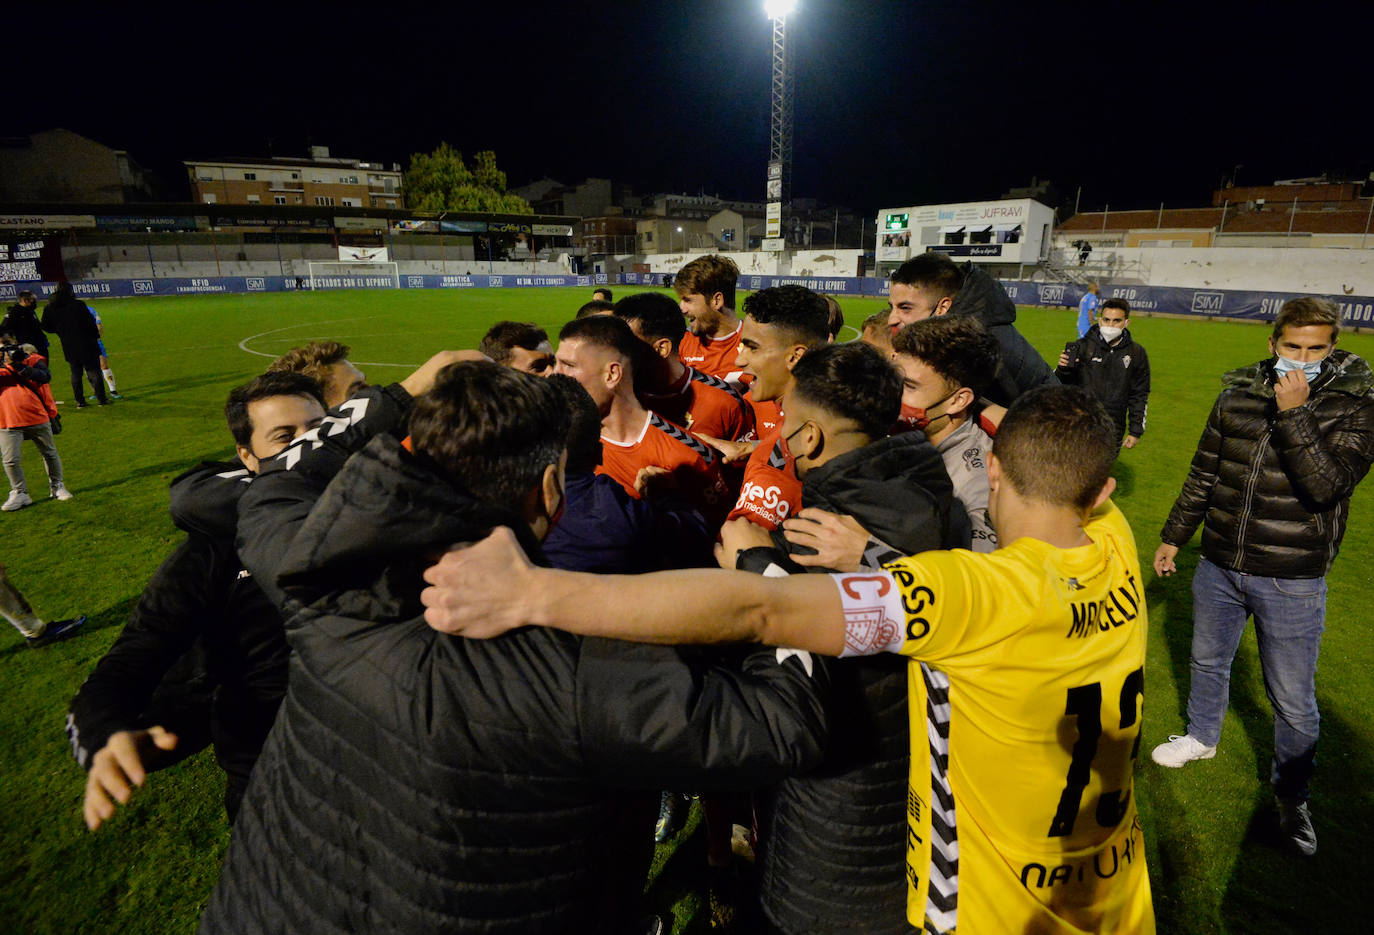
left=236, top=318, right=425, bottom=368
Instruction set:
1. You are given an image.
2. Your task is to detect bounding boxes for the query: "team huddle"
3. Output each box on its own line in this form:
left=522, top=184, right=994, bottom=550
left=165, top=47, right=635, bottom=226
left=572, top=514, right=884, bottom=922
left=63, top=253, right=1374, bottom=934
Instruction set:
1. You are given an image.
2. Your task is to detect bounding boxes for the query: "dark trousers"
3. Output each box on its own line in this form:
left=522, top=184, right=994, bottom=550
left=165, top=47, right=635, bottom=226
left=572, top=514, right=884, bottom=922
left=69, top=359, right=106, bottom=405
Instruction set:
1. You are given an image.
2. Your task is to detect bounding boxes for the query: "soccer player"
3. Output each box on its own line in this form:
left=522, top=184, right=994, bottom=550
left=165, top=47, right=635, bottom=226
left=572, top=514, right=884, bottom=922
left=885, top=253, right=1057, bottom=405
left=266, top=340, right=367, bottom=407
left=722, top=285, right=830, bottom=530
left=1078, top=283, right=1101, bottom=339
left=479, top=321, right=555, bottom=374
left=860, top=309, right=893, bottom=353
left=890, top=317, right=1002, bottom=551
left=1, top=560, right=85, bottom=647
left=423, top=385, right=1155, bottom=935
left=575, top=298, right=615, bottom=319
left=592, top=286, right=613, bottom=303
left=1057, top=297, right=1151, bottom=451
left=553, top=315, right=730, bottom=521
left=675, top=255, right=747, bottom=384
left=87, top=302, right=122, bottom=399
left=613, top=292, right=752, bottom=442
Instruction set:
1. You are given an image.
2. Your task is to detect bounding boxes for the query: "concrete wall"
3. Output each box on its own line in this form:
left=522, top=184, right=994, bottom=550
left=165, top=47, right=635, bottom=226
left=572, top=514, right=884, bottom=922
left=789, top=249, right=865, bottom=277
left=1046, top=245, right=1374, bottom=294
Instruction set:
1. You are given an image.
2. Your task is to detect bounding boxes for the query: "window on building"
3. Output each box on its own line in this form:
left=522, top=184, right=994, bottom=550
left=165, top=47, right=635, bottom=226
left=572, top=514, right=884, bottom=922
left=341, top=198, right=360, bottom=207
left=274, top=195, right=287, bottom=205
left=645, top=231, right=653, bottom=243
left=199, top=175, right=212, bottom=182
left=294, top=196, right=302, bottom=204
left=291, top=172, right=300, bottom=180
left=203, top=193, right=217, bottom=204
left=722, top=228, right=736, bottom=242
left=370, top=197, right=378, bottom=207
left=244, top=172, right=257, bottom=181
left=315, top=196, right=335, bottom=206
left=246, top=194, right=261, bottom=204
left=385, top=200, right=396, bottom=207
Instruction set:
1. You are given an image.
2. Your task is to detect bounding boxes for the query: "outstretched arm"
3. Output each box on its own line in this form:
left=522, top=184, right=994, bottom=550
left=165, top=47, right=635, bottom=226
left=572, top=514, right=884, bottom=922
left=421, top=525, right=847, bottom=655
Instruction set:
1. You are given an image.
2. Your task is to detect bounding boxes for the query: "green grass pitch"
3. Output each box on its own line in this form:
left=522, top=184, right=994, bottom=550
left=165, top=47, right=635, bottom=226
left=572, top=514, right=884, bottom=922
left=1, top=287, right=1371, bottom=934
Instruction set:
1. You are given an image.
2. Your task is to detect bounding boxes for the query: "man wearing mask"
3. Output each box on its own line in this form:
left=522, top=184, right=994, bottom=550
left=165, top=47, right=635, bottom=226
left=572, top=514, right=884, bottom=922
left=1151, top=298, right=1374, bottom=858
left=1056, top=297, right=1151, bottom=452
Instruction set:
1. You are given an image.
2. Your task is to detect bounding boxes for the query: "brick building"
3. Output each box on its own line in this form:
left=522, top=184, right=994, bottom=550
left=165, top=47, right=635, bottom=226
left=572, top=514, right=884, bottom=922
left=185, top=146, right=403, bottom=210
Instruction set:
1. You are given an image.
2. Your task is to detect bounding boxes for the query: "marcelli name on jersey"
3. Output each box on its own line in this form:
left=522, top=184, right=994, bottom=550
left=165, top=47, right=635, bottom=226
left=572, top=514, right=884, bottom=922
left=830, top=502, right=1154, bottom=935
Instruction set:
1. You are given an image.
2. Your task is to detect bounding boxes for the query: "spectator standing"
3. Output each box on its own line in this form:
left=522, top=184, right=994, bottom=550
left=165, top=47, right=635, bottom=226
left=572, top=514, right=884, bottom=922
left=1, top=291, right=49, bottom=360
left=0, top=337, right=71, bottom=510
left=1056, top=297, right=1151, bottom=450
left=1151, top=298, right=1374, bottom=857
left=40, top=282, right=107, bottom=407
left=1077, top=283, right=1100, bottom=339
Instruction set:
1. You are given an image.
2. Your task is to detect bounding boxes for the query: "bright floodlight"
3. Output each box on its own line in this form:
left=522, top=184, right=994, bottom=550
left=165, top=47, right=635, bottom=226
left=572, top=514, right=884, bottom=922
left=765, top=0, right=796, bottom=18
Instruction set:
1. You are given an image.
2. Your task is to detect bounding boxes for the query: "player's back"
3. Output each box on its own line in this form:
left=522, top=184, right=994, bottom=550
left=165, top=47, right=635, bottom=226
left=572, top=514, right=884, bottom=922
left=598, top=412, right=730, bottom=522
left=884, top=502, right=1153, bottom=934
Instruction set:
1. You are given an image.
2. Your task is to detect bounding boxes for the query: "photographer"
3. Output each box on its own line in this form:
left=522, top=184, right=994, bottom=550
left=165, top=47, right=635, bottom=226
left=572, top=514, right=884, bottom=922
left=0, top=335, right=71, bottom=511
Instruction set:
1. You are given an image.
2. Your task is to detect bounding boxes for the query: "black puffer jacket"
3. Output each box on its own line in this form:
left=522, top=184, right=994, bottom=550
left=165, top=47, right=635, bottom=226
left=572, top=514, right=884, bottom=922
left=949, top=263, right=1058, bottom=406
left=1056, top=324, right=1151, bottom=439
left=1161, top=349, right=1374, bottom=578
left=200, top=395, right=828, bottom=935
left=736, top=433, right=968, bottom=935
left=67, top=459, right=284, bottom=819
left=1, top=302, right=49, bottom=358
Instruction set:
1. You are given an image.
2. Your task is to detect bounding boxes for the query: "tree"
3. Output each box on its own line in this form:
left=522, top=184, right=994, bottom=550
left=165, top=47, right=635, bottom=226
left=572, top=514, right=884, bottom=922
left=404, top=143, right=531, bottom=215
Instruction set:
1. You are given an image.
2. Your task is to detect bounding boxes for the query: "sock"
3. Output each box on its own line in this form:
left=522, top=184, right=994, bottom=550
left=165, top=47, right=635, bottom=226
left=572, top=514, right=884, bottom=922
left=103, top=369, right=117, bottom=392
left=0, top=569, right=45, bottom=638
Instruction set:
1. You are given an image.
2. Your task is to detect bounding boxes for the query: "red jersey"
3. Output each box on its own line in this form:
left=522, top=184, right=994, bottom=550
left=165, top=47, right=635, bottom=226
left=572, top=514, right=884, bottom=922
left=598, top=412, right=732, bottom=521
left=727, top=431, right=802, bottom=531
left=678, top=320, right=745, bottom=383
left=744, top=394, right=783, bottom=441
left=639, top=367, right=753, bottom=442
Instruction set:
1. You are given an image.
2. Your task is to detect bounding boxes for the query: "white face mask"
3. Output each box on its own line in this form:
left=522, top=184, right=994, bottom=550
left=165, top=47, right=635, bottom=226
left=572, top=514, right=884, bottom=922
left=1098, top=325, right=1124, bottom=342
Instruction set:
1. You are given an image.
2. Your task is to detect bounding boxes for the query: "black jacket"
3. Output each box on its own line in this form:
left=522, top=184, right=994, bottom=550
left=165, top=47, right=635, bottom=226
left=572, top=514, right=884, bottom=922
left=67, top=459, right=285, bottom=818
left=1161, top=349, right=1374, bottom=578
left=1056, top=324, right=1151, bottom=438
left=199, top=386, right=828, bottom=935
left=40, top=291, right=101, bottom=366
left=948, top=263, right=1059, bottom=406
left=1, top=303, right=49, bottom=358
left=736, top=433, right=969, bottom=935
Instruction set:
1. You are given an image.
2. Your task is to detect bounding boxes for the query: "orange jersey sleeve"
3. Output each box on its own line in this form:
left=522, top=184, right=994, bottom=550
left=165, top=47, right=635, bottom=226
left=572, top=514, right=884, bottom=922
left=727, top=432, right=802, bottom=531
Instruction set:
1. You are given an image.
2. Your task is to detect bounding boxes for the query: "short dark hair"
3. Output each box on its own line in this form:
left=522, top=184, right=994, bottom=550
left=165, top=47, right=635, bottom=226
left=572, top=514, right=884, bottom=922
left=789, top=342, right=903, bottom=441
left=1273, top=296, right=1341, bottom=342
left=592, top=287, right=613, bottom=302
left=558, top=315, right=643, bottom=377
left=546, top=374, right=603, bottom=474
left=225, top=371, right=326, bottom=448
left=17, top=290, right=36, bottom=304
left=822, top=295, right=845, bottom=339
left=992, top=386, right=1117, bottom=511
left=891, top=253, right=964, bottom=299
left=614, top=292, right=686, bottom=352
left=674, top=255, right=738, bottom=308
left=741, top=285, right=830, bottom=347
left=409, top=361, right=571, bottom=507
left=1100, top=298, right=1131, bottom=316
left=891, top=317, right=1000, bottom=396
left=479, top=321, right=550, bottom=365
left=576, top=299, right=616, bottom=319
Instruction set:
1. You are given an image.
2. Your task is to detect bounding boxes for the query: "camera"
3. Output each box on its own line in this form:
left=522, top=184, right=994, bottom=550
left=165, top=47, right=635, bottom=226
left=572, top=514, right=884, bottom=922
left=1, top=343, right=26, bottom=367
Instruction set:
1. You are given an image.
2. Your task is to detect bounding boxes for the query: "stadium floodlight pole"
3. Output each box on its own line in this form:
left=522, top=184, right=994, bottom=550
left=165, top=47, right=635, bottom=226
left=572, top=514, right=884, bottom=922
left=1363, top=197, right=1372, bottom=249
left=765, top=0, right=796, bottom=245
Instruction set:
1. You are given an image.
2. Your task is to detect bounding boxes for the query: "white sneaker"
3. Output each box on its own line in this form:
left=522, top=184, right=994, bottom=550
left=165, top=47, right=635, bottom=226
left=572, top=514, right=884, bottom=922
left=2, top=490, right=33, bottom=512
left=1151, top=734, right=1217, bottom=768
left=50, top=484, right=74, bottom=501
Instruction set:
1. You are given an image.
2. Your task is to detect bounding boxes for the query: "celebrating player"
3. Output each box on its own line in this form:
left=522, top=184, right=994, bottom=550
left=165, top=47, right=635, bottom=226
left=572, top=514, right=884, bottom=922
left=422, top=385, right=1154, bottom=935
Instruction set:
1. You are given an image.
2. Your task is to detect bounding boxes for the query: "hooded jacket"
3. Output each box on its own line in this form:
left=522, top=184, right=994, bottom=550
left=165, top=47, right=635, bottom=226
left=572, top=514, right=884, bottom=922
left=199, top=388, right=828, bottom=935
left=948, top=263, right=1059, bottom=406
left=1161, top=348, right=1374, bottom=578
left=1056, top=324, right=1151, bottom=438
left=736, top=432, right=969, bottom=935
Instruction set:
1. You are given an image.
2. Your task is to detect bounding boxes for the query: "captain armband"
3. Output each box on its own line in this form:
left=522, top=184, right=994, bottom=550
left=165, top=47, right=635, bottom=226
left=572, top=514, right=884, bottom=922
left=830, top=571, right=906, bottom=658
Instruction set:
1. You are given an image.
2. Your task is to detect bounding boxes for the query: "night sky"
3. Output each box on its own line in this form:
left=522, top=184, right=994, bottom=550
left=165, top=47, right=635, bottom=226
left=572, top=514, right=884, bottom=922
left=12, top=1, right=1371, bottom=215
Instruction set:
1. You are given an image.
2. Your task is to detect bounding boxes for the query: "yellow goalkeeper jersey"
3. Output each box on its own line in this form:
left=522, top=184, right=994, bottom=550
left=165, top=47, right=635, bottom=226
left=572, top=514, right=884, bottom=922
left=831, top=501, right=1154, bottom=934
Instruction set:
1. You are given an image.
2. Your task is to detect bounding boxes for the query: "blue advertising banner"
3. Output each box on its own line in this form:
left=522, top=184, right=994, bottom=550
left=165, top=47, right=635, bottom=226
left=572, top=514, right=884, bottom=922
left=1, top=274, right=1369, bottom=328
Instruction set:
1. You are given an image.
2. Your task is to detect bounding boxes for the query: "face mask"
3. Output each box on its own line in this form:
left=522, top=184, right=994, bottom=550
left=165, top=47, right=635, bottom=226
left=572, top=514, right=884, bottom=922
left=892, top=391, right=955, bottom=434
left=1273, top=355, right=1323, bottom=381
left=783, top=421, right=816, bottom=475
left=1098, top=325, right=1124, bottom=342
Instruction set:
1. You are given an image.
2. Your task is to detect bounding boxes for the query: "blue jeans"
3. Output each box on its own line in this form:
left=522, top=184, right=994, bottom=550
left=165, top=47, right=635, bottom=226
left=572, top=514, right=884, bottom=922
left=1186, top=558, right=1326, bottom=799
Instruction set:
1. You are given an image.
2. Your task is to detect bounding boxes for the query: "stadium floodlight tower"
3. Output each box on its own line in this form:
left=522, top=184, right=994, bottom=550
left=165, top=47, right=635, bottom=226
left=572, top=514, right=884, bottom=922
left=763, top=0, right=796, bottom=254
